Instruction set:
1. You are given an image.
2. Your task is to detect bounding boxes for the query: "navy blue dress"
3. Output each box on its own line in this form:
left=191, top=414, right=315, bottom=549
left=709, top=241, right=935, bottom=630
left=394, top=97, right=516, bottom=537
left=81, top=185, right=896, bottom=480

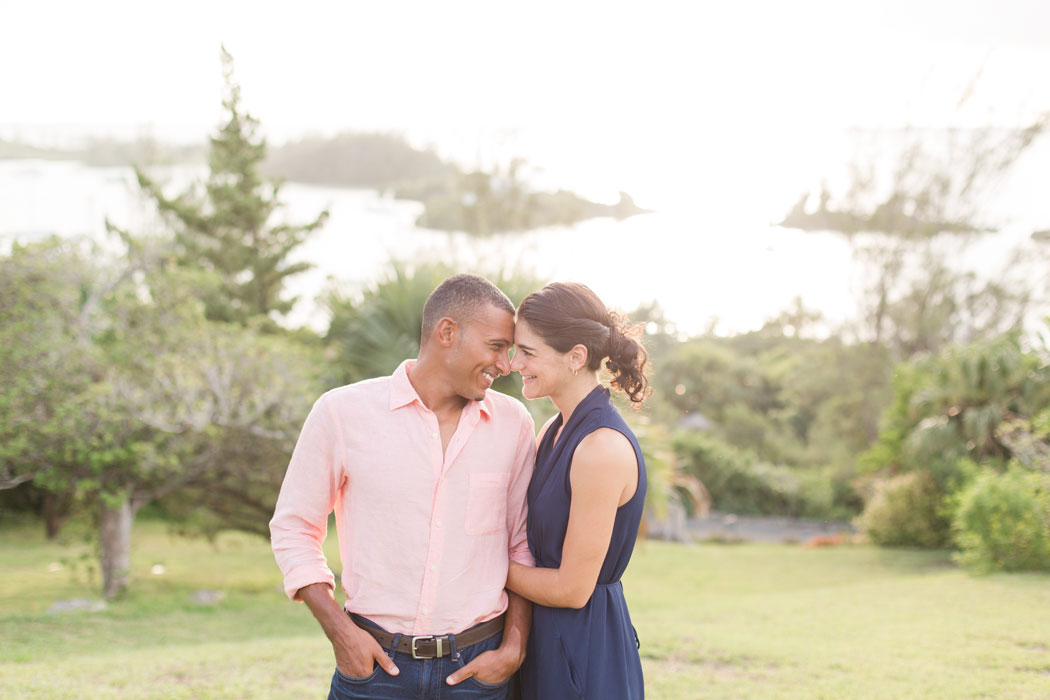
left=521, top=385, right=646, bottom=700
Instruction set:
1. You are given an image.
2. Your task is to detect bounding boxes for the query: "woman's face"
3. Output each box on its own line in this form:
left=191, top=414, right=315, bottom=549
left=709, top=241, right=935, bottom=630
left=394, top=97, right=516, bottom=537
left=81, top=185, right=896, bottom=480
left=510, top=319, right=571, bottom=400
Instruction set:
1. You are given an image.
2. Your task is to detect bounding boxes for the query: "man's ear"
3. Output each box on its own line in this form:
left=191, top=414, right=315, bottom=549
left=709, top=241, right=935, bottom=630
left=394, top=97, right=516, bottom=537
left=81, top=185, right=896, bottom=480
left=435, top=317, right=458, bottom=347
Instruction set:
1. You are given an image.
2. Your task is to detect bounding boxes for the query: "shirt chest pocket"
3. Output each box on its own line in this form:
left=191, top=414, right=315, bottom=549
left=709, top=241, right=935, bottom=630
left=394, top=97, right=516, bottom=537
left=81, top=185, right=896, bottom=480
left=465, top=472, right=510, bottom=535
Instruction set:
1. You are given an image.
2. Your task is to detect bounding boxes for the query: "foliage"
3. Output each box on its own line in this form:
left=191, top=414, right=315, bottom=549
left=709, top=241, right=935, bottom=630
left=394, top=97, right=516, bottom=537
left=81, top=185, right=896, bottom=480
left=133, top=47, right=328, bottom=324
left=0, top=233, right=325, bottom=595
left=857, top=333, right=1050, bottom=548
left=651, top=317, right=891, bottom=518
left=852, top=241, right=1036, bottom=358
left=861, top=334, right=1050, bottom=481
left=0, top=238, right=103, bottom=534
left=673, top=431, right=848, bottom=519
left=951, top=465, right=1050, bottom=572
left=855, top=471, right=952, bottom=548
left=657, top=325, right=891, bottom=470
left=627, top=420, right=708, bottom=542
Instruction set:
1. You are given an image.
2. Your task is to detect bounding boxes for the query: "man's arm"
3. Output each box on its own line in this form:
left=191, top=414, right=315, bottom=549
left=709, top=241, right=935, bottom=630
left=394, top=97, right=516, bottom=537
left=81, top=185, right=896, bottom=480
left=299, top=583, right=399, bottom=678
left=270, top=396, right=397, bottom=677
left=499, top=590, right=532, bottom=667
left=270, top=396, right=343, bottom=600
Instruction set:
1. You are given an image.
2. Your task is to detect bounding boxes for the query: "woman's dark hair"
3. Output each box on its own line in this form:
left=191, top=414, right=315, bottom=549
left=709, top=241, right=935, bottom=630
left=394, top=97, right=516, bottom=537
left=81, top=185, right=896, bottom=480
left=517, top=282, right=650, bottom=404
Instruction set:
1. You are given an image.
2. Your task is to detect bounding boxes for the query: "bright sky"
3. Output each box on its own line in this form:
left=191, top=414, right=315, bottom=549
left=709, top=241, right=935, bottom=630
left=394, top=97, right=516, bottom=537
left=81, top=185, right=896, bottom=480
left=4, top=0, right=1049, bottom=138
left=4, top=0, right=1050, bottom=215
left=3, top=0, right=1049, bottom=333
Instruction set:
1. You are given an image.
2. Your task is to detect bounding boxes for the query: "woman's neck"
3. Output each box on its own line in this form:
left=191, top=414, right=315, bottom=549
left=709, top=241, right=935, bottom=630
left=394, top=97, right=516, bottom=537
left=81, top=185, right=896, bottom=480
left=550, top=373, right=601, bottom=427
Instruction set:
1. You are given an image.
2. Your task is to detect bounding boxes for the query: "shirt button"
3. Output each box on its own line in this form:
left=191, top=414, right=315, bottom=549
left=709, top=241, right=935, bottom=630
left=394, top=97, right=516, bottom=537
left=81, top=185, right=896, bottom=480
left=429, top=565, right=437, bottom=572
left=422, top=607, right=429, bottom=615
left=431, top=432, right=438, bottom=439
left=436, top=520, right=443, bottom=527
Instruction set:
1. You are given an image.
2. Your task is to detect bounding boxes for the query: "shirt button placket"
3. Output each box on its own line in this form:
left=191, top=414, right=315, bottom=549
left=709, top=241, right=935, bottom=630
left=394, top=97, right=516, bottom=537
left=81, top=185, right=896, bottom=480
left=417, top=436, right=445, bottom=633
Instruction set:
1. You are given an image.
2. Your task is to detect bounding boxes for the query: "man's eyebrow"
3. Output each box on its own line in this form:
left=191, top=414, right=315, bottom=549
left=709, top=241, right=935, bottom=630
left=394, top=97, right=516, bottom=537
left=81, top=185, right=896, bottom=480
left=488, top=337, right=512, bottom=347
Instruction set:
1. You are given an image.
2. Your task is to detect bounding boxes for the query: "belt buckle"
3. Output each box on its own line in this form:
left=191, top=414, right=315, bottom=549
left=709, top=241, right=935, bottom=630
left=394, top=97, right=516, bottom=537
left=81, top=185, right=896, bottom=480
left=411, top=635, right=444, bottom=659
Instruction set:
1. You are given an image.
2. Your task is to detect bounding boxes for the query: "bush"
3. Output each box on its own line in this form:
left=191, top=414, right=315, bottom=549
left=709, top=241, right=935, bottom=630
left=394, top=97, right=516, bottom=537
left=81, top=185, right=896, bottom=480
left=674, top=433, right=791, bottom=515
left=952, top=467, right=1050, bottom=573
left=856, top=471, right=951, bottom=548
left=674, top=432, right=863, bottom=520
left=797, top=466, right=862, bottom=521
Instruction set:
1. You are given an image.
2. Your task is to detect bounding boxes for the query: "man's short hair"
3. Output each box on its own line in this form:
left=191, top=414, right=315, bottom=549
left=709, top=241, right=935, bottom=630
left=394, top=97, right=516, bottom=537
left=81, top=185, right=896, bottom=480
left=421, top=274, right=514, bottom=341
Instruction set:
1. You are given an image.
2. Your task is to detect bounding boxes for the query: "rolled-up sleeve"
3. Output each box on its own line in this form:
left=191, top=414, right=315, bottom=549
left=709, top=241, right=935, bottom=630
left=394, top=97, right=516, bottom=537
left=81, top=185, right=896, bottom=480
left=269, top=393, right=344, bottom=600
left=506, top=411, right=537, bottom=567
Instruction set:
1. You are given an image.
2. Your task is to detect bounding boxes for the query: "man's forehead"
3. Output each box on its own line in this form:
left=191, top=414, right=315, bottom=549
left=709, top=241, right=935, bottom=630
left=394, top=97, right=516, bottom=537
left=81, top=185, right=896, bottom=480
left=467, top=303, right=514, bottom=338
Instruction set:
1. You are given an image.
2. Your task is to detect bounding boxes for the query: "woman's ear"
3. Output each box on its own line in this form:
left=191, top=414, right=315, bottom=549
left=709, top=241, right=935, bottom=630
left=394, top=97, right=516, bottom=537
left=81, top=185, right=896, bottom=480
left=570, top=344, right=589, bottom=372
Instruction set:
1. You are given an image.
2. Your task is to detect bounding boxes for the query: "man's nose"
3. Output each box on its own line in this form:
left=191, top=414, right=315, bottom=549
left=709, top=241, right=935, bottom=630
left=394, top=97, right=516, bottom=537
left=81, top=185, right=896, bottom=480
left=497, top=351, right=512, bottom=376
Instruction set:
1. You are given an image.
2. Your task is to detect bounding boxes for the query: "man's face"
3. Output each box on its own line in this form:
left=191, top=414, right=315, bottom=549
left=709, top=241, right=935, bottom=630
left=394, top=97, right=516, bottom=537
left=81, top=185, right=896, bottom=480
left=447, top=303, right=515, bottom=401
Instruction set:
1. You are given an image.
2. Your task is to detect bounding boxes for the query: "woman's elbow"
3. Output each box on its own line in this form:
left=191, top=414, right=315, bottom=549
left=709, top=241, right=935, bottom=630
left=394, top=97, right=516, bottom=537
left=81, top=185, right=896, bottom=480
left=560, top=584, right=594, bottom=609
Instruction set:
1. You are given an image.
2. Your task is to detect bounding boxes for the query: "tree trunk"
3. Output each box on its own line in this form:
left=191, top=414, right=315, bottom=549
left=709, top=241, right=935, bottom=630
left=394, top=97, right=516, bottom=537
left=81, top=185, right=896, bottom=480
left=43, top=491, right=70, bottom=540
left=99, top=497, right=134, bottom=599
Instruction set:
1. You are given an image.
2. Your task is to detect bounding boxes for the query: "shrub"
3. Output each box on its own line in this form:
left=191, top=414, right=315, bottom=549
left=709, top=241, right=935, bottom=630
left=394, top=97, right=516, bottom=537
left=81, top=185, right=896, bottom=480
left=952, top=467, right=1050, bottom=573
left=797, top=466, right=861, bottom=522
left=856, top=471, right=951, bottom=548
left=674, top=433, right=792, bottom=515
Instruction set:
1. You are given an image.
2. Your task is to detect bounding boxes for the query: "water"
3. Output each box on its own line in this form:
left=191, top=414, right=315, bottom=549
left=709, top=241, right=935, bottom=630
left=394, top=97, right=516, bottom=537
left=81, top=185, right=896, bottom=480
left=1, top=142, right=1047, bottom=336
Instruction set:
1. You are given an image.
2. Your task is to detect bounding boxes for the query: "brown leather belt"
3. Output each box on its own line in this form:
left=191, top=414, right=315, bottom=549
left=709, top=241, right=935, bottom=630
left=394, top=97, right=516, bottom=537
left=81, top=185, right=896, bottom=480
left=348, top=612, right=504, bottom=660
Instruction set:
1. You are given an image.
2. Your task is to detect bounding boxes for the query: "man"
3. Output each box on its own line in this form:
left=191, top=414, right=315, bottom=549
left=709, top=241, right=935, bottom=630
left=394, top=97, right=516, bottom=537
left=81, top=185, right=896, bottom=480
left=270, top=274, right=535, bottom=699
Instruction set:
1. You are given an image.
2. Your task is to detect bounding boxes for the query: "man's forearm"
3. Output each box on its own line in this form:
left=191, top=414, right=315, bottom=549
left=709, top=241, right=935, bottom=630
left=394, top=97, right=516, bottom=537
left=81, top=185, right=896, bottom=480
left=499, top=590, right=532, bottom=666
left=299, top=582, right=356, bottom=644
left=299, top=582, right=399, bottom=677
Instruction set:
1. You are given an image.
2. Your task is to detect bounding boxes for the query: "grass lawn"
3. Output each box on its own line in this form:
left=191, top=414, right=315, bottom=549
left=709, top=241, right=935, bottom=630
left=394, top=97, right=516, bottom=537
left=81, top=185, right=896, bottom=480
left=2, top=518, right=1049, bottom=699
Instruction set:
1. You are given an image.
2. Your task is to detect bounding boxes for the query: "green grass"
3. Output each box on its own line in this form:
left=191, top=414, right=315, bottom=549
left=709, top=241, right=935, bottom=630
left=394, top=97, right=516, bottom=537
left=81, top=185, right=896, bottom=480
left=2, top=520, right=1049, bottom=699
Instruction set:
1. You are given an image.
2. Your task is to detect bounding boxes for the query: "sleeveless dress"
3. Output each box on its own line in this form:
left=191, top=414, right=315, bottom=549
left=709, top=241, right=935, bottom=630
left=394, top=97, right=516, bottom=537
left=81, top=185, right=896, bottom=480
left=520, top=385, right=647, bottom=700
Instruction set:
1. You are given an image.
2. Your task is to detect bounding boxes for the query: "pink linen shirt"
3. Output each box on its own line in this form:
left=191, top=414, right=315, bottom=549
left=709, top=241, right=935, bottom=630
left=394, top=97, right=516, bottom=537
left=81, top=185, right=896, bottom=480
left=270, top=359, right=536, bottom=636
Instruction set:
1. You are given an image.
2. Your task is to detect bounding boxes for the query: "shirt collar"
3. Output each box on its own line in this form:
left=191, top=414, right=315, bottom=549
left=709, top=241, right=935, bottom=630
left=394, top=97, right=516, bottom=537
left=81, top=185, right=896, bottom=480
left=388, top=359, right=494, bottom=420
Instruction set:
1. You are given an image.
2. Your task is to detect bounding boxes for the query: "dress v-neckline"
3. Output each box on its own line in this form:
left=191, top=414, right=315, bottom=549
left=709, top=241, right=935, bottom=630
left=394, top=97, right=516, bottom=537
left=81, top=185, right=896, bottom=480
left=539, top=385, right=609, bottom=470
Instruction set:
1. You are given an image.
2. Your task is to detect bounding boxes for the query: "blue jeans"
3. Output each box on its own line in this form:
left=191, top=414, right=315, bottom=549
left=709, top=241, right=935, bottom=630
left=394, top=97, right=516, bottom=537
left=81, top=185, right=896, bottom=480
left=327, top=619, right=513, bottom=700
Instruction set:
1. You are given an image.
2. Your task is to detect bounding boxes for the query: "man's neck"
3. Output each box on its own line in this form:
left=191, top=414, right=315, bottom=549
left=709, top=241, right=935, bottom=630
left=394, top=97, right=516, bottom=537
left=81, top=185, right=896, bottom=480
left=408, top=355, right=468, bottom=418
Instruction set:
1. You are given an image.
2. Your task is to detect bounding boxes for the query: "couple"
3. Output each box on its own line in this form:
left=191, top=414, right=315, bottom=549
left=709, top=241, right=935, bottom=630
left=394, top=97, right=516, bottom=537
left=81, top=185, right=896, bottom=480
left=270, top=274, right=648, bottom=699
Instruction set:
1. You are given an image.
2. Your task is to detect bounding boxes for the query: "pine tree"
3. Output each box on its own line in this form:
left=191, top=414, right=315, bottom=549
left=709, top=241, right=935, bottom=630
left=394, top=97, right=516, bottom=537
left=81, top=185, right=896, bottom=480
left=136, top=46, right=328, bottom=324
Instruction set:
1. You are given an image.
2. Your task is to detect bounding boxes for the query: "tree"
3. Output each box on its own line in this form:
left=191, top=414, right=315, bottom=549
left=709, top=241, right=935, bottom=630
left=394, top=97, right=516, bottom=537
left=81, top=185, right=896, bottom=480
left=0, top=236, right=323, bottom=597
left=85, top=254, right=321, bottom=597
left=0, top=238, right=100, bottom=536
left=782, top=111, right=1049, bottom=359
left=134, top=46, right=328, bottom=324
left=857, top=332, right=1050, bottom=547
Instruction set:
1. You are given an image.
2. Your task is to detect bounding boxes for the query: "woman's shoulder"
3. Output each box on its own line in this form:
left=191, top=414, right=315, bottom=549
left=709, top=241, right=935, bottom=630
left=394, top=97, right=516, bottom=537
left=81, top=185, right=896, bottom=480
left=569, top=428, right=638, bottom=489
left=574, top=426, right=636, bottom=462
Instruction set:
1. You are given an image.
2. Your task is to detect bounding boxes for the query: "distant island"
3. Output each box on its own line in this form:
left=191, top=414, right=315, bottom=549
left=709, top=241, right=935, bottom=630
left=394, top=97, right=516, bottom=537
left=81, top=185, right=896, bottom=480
left=1, top=133, right=651, bottom=236
left=779, top=187, right=989, bottom=238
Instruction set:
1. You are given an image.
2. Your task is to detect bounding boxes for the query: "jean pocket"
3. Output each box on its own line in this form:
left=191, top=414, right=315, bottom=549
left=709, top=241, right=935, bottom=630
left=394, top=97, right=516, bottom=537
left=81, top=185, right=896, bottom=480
left=466, top=671, right=513, bottom=690
left=334, top=663, right=380, bottom=684
left=465, top=472, right=510, bottom=535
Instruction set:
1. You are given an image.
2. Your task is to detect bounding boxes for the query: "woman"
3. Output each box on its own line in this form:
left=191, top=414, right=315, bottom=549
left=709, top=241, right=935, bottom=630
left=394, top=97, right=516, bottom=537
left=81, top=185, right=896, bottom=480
left=507, top=282, right=648, bottom=700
